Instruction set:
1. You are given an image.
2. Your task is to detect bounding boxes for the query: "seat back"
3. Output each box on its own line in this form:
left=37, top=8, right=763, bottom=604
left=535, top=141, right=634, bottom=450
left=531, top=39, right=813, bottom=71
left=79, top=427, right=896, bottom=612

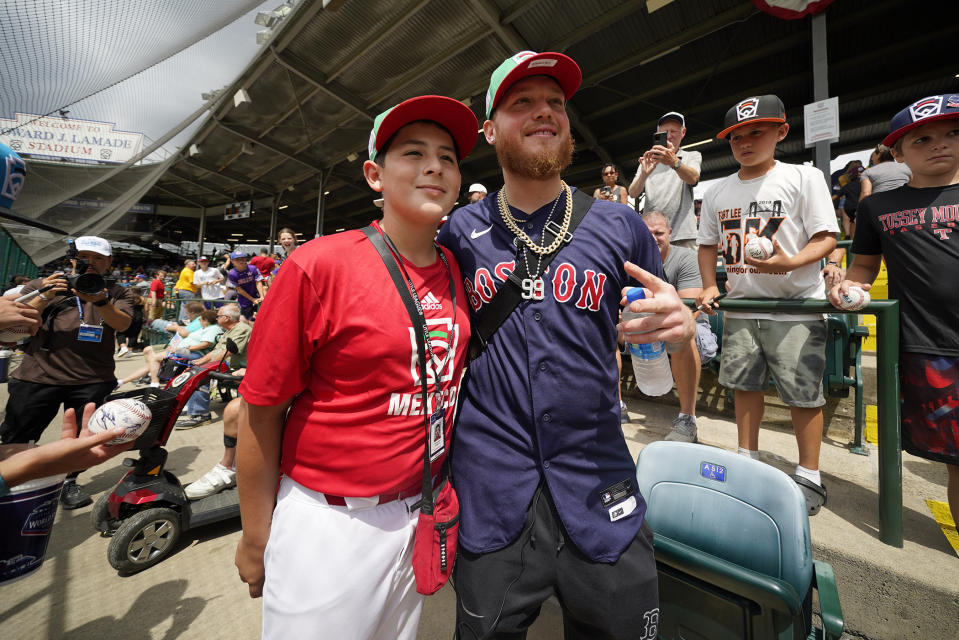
left=636, top=441, right=812, bottom=602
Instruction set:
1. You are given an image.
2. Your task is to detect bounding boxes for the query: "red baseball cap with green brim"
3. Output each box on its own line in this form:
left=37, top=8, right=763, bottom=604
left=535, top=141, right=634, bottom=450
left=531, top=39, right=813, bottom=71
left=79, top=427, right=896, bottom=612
left=716, top=95, right=787, bottom=139
left=882, top=95, right=959, bottom=147
left=486, top=51, right=582, bottom=120
left=368, top=95, right=478, bottom=163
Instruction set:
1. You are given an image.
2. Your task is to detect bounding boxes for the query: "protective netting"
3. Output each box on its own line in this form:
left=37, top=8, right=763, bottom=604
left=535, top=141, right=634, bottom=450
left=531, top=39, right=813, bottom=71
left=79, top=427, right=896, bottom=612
left=0, top=0, right=275, bottom=265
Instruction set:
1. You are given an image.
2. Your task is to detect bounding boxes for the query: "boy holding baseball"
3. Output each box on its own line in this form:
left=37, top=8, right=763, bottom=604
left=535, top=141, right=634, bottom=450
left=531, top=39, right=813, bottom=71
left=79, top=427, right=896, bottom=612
left=830, top=95, right=959, bottom=527
left=697, top=95, right=838, bottom=515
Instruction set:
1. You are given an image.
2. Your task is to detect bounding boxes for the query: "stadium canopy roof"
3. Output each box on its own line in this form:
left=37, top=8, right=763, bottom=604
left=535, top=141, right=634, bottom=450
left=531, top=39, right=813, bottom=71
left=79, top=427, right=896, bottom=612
left=16, top=0, right=959, bottom=253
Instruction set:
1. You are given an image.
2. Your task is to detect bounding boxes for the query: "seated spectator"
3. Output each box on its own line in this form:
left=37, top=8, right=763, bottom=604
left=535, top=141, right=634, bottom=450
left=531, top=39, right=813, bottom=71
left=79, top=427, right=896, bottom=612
left=118, top=309, right=222, bottom=387
left=183, top=375, right=245, bottom=499
left=3, top=275, right=29, bottom=297
left=174, top=304, right=251, bottom=429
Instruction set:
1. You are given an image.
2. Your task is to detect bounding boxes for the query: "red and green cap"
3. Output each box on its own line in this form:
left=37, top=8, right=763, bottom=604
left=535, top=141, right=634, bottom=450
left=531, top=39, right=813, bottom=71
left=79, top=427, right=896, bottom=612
left=485, top=51, right=581, bottom=120
left=368, top=95, right=478, bottom=163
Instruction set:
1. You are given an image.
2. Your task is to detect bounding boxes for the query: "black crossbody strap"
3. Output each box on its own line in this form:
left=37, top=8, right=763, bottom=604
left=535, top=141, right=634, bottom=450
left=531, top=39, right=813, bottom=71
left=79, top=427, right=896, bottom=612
left=362, top=226, right=436, bottom=513
left=468, top=187, right=594, bottom=361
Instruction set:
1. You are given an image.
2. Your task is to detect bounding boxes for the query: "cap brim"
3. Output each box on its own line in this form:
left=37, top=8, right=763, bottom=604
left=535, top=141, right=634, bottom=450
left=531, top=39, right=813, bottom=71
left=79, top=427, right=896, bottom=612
left=716, top=117, right=786, bottom=139
left=374, top=95, right=478, bottom=161
left=882, top=112, right=959, bottom=147
left=491, top=52, right=582, bottom=116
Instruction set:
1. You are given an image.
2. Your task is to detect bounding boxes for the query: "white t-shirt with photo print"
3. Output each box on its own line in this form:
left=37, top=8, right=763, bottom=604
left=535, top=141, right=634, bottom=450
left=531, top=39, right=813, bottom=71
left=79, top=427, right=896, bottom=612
left=698, top=161, right=838, bottom=320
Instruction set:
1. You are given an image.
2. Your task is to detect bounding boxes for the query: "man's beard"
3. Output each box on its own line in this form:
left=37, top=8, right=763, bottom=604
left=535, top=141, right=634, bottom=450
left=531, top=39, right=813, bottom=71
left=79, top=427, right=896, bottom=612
left=496, top=131, right=575, bottom=180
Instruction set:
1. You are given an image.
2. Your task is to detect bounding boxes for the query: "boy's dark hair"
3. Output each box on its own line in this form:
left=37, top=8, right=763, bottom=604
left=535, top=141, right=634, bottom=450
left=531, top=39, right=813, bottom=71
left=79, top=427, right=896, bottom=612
left=376, top=120, right=460, bottom=166
left=12, top=274, right=28, bottom=286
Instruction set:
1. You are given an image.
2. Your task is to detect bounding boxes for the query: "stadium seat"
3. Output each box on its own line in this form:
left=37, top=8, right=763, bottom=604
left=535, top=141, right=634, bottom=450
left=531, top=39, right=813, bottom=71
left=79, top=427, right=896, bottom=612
left=635, top=441, right=843, bottom=640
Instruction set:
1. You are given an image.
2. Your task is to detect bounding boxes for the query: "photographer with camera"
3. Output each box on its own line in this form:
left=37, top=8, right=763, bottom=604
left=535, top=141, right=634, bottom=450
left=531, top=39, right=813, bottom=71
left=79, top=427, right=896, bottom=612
left=0, top=235, right=135, bottom=509
left=628, top=111, right=702, bottom=249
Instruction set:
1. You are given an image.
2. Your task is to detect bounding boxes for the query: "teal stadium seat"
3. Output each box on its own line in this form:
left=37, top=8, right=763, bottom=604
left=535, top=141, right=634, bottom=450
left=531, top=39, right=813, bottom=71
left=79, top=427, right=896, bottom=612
left=635, top=441, right=843, bottom=640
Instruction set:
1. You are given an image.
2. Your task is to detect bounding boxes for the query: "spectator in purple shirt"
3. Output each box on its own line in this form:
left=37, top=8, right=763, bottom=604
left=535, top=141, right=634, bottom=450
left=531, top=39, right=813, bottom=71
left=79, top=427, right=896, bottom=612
left=227, top=251, right=265, bottom=320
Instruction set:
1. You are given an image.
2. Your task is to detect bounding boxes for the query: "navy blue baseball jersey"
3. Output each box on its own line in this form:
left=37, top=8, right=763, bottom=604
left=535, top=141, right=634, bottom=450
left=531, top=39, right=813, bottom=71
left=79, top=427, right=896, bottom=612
left=436, top=186, right=663, bottom=562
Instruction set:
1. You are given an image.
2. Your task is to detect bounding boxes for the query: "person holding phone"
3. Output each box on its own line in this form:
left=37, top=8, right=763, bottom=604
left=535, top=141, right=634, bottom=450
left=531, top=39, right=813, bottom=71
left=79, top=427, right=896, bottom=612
left=628, top=111, right=702, bottom=248
left=593, top=163, right=629, bottom=203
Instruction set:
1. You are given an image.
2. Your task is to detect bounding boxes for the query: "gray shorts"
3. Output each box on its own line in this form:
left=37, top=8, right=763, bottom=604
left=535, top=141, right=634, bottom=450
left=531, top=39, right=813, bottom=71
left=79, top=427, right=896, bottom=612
left=718, top=317, right=827, bottom=408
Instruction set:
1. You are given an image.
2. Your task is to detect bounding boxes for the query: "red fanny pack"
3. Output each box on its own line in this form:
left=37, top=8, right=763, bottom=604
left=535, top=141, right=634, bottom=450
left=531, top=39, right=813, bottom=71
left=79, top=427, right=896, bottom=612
left=412, top=478, right=459, bottom=595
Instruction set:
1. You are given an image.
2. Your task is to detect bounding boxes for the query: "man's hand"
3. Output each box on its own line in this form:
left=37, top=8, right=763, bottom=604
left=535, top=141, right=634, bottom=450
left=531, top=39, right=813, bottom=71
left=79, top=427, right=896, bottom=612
left=645, top=140, right=679, bottom=169
left=236, top=535, right=266, bottom=598
left=0, top=299, right=41, bottom=333
left=694, top=285, right=723, bottom=316
left=618, top=262, right=695, bottom=345
left=636, top=153, right=657, bottom=177
left=76, top=287, right=108, bottom=305
left=828, top=279, right=872, bottom=309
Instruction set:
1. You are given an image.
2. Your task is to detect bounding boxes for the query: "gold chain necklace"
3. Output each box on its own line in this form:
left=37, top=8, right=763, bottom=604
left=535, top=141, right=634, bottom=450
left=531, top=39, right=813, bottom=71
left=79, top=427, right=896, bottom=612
left=498, top=181, right=572, bottom=256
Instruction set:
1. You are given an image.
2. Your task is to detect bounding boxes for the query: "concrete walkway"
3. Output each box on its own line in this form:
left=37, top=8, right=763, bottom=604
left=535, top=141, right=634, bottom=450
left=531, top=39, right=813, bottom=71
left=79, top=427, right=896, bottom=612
left=1, top=354, right=956, bottom=639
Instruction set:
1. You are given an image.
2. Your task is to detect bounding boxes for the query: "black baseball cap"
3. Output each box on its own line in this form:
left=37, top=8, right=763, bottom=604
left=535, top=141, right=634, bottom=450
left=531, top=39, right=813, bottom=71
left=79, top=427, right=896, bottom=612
left=883, top=95, right=959, bottom=147
left=717, top=95, right=787, bottom=139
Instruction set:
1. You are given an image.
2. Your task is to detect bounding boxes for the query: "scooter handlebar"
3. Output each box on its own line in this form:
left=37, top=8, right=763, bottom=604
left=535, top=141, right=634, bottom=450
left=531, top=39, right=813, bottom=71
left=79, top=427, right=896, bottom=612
left=209, top=371, right=244, bottom=383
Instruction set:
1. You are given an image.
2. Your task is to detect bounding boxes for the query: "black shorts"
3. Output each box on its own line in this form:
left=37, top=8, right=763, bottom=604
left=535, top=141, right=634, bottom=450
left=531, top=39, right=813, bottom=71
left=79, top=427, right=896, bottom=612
left=453, top=484, right=659, bottom=640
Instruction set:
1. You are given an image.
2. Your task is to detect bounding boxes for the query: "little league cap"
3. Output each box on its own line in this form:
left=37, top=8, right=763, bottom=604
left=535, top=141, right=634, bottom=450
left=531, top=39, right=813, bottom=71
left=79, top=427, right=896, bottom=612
left=717, top=95, right=787, bottom=139
left=0, top=141, right=26, bottom=211
left=230, top=250, right=248, bottom=259
left=468, top=183, right=487, bottom=194
left=658, top=111, right=685, bottom=128
left=486, top=51, right=582, bottom=119
left=883, top=95, right=959, bottom=147
left=74, top=235, right=112, bottom=256
left=197, top=256, right=209, bottom=261
left=368, top=95, right=478, bottom=163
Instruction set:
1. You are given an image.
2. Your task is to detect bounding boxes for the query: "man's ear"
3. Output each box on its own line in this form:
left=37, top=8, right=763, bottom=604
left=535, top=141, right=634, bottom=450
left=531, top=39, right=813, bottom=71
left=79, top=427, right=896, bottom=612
left=483, top=120, right=496, bottom=145
left=363, top=160, right=384, bottom=192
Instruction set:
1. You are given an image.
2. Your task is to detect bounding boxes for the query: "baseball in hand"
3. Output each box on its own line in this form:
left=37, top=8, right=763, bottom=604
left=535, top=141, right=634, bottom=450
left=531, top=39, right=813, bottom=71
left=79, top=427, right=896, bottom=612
left=0, top=325, right=32, bottom=343
left=88, top=398, right=152, bottom=445
left=745, top=236, right=774, bottom=260
left=837, top=286, right=870, bottom=311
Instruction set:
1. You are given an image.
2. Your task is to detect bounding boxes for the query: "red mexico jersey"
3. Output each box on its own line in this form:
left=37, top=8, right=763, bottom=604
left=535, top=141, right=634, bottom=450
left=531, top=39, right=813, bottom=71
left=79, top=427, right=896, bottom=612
left=240, top=223, right=470, bottom=496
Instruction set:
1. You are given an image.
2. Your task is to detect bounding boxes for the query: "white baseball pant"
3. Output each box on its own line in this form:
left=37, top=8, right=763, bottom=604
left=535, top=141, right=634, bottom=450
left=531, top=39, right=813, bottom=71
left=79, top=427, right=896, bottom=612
left=262, top=477, right=424, bottom=640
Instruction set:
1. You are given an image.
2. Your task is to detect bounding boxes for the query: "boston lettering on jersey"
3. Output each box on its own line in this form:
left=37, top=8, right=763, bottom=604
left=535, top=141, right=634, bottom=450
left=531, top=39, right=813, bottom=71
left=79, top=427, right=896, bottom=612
left=877, top=204, right=959, bottom=239
left=464, top=260, right=608, bottom=313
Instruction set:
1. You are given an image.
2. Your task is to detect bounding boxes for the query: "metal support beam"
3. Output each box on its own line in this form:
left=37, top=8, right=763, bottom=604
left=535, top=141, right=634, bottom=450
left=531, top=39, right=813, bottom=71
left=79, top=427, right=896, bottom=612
left=197, top=207, right=207, bottom=259
left=269, top=46, right=373, bottom=121
left=184, top=158, right=273, bottom=194
left=167, top=168, right=235, bottom=201
left=269, top=193, right=280, bottom=253
left=213, top=118, right=325, bottom=173
left=811, top=12, right=831, bottom=185
left=315, top=171, right=328, bottom=238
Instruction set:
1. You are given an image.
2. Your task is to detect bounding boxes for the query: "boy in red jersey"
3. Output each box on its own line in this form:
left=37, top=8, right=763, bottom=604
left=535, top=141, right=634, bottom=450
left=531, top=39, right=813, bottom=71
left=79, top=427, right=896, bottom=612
left=234, top=95, right=477, bottom=640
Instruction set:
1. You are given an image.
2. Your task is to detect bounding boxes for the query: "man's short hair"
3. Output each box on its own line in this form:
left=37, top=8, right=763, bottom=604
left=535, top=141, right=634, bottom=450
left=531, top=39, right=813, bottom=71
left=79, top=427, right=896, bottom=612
left=641, top=210, right=670, bottom=227
left=185, top=258, right=195, bottom=266
left=220, top=303, right=241, bottom=322
left=185, top=301, right=205, bottom=314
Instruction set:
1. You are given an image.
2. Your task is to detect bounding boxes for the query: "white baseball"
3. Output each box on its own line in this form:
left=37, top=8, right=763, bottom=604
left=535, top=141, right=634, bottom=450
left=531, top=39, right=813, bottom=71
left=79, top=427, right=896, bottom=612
left=745, top=236, right=774, bottom=260
left=88, top=398, right=152, bottom=445
left=837, top=286, right=870, bottom=311
left=0, top=325, right=32, bottom=343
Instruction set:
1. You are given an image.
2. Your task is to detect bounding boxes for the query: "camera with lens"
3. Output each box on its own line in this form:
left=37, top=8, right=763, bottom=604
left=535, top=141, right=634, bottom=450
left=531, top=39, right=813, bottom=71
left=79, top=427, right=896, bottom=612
left=60, top=239, right=107, bottom=295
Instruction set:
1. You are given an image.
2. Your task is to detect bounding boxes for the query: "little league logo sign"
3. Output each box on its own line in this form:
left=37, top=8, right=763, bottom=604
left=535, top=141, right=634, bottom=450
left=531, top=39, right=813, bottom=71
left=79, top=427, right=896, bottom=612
left=736, top=97, right=759, bottom=121
left=909, top=96, right=943, bottom=121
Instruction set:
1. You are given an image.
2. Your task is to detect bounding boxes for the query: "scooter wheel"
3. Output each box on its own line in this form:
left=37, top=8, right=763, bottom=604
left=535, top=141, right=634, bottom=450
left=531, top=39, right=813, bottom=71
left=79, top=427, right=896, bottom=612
left=107, top=507, right=181, bottom=573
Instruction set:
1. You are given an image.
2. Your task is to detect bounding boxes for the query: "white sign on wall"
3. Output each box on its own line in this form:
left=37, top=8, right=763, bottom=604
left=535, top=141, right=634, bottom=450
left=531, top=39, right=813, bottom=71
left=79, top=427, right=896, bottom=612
left=803, top=97, right=840, bottom=147
left=0, top=113, right=144, bottom=163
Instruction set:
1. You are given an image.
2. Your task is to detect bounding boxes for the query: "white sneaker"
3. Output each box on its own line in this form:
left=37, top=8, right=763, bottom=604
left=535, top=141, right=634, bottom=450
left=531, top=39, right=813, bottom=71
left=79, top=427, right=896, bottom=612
left=185, top=463, right=236, bottom=500
left=665, top=414, right=698, bottom=443
left=117, top=345, right=129, bottom=357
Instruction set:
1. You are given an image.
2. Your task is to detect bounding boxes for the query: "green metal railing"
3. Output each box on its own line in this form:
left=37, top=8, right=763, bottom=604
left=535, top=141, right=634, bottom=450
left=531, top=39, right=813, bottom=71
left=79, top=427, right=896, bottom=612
left=687, top=297, right=903, bottom=548
left=0, top=226, right=38, bottom=287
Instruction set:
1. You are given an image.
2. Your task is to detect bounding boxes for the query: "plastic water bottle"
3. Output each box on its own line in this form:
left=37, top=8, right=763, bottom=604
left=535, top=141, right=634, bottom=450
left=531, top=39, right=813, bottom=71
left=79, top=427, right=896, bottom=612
left=621, top=287, right=673, bottom=396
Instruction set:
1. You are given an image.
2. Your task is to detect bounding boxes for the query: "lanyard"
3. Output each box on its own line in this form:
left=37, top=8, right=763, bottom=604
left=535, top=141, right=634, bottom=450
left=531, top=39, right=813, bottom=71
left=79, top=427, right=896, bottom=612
left=74, top=296, right=104, bottom=326
left=380, top=231, right=457, bottom=398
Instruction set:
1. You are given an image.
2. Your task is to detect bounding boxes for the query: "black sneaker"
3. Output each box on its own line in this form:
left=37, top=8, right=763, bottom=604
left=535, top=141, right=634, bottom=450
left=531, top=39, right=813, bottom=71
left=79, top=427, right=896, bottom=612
left=60, top=481, right=92, bottom=510
left=174, top=414, right=212, bottom=430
